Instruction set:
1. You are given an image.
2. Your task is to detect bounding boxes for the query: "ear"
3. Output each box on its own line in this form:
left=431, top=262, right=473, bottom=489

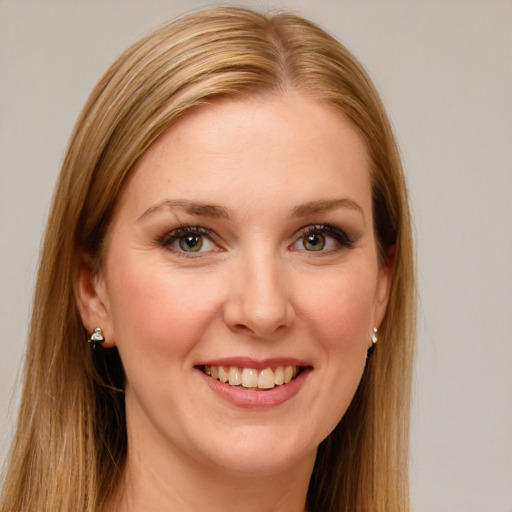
left=74, top=253, right=115, bottom=347
left=372, top=245, right=395, bottom=341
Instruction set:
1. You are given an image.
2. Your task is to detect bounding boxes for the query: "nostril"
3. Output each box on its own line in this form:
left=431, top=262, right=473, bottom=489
left=228, top=320, right=289, bottom=338
left=231, top=323, right=254, bottom=333
left=223, top=297, right=295, bottom=338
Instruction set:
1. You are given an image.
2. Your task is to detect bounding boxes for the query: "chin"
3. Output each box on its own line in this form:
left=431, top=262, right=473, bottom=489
left=190, top=423, right=319, bottom=477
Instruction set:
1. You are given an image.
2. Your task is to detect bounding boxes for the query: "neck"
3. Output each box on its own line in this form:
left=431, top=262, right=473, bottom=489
left=106, top=439, right=315, bottom=512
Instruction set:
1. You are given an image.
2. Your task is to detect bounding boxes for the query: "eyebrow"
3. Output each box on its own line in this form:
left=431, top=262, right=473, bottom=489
left=291, top=198, right=365, bottom=223
left=137, top=197, right=365, bottom=223
left=137, top=199, right=230, bottom=221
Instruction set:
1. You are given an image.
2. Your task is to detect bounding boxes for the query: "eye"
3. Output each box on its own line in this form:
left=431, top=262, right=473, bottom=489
left=158, top=227, right=218, bottom=255
left=303, top=232, right=327, bottom=251
left=178, top=234, right=205, bottom=252
left=292, top=224, right=353, bottom=252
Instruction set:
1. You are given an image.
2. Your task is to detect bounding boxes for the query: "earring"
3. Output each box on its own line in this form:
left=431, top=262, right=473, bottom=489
left=88, top=327, right=105, bottom=349
left=371, top=327, right=378, bottom=344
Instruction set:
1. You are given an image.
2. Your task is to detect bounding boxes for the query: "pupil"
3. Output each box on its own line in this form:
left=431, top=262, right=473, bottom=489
left=305, top=233, right=325, bottom=251
left=180, top=235, right=202, bottom=252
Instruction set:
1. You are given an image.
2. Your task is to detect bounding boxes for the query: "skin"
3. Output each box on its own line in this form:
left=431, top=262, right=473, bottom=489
left=76, top=91, right=392, bottom=512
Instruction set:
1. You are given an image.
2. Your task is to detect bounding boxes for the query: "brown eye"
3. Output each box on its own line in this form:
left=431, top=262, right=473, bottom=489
left=179, top=235, right=203, bottom=252
left=303, top=233, right=326, bottom=251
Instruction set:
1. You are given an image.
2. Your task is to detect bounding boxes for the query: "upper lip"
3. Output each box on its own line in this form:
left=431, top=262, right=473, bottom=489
left=194, top=357, right=310, bottom=371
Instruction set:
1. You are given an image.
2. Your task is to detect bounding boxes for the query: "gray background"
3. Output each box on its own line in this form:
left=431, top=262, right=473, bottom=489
left=1, top=1, right=511, bottom=511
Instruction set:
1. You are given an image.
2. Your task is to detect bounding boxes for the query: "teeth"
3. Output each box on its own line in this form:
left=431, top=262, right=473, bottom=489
left=274, top=366, right=284, bottom=385
left=283, top=366, right=294, bottom=383
left=218, top=366, right=229, bottom=383
left=258, top=368, right=275, bottom=389
left=228, top=366, right=241, bottom=386
left=204, top=365, right=300, bottom=389
left=241, top=368, right=258, bottom=388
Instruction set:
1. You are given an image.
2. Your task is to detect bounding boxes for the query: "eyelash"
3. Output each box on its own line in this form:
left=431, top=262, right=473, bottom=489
left=157, top=226, right=216, bottom=257
left=294, top=224, right=354, bottom=251
left=156, top=223, right=354, bottom=257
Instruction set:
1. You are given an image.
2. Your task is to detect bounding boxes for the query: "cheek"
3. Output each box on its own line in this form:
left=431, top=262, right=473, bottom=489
left=104, top=256, right=223, bottom=365
left=290, top=265, right=376, bottom=441
left=297, top=264, right=376, bottom=348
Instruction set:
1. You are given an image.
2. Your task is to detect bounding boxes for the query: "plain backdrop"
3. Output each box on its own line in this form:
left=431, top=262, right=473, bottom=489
left=1, top=1, right=511, bottom=511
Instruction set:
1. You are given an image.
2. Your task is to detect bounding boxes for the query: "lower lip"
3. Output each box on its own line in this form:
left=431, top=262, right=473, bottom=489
left=199, top=368, right=310, bottom=409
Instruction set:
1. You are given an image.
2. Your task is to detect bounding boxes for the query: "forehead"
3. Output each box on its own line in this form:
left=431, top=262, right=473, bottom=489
left=117, top=92, right=372, bottom=220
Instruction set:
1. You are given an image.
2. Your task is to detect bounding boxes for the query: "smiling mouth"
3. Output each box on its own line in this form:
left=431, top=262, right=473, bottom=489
left=199, top=365, right=303, bottom=390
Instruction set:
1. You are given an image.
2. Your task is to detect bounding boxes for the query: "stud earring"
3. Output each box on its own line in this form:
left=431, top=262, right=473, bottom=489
left=371, top=327, right=378, bottom=344
left=88, top=327, right=105, bottom=349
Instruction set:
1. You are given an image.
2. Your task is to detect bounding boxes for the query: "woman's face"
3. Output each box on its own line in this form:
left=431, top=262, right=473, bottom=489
left=82, top=92, right=391, bottom=476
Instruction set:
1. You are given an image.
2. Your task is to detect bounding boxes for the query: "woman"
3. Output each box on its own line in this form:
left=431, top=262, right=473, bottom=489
left=0, top=6, right=415, bottom=512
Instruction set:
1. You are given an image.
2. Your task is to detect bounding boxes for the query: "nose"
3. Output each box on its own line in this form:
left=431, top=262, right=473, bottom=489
left=223, top=252, right=295, bottom=339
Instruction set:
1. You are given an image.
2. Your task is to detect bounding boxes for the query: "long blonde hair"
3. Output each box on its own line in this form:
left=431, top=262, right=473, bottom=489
left=1, top=7, right=415, bottom=511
